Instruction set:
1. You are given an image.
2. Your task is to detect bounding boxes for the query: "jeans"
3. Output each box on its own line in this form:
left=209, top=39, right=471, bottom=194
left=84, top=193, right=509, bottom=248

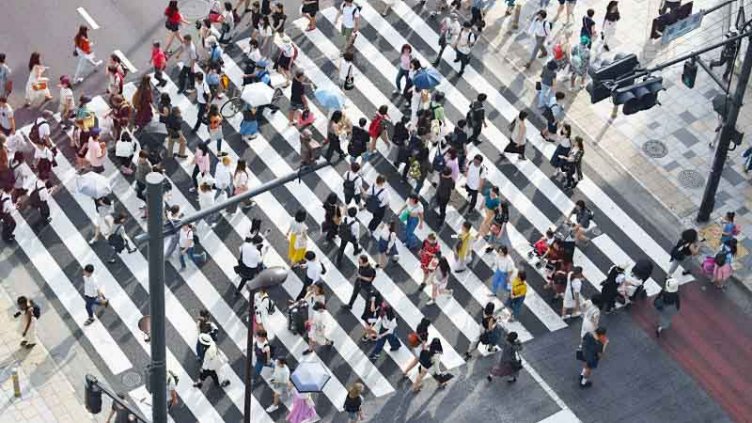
left=254, top=360, right=273, bottom=377
left=395, top=67, right=410, bottom=91
left=529, top=35, right=548, bottom=63
left=368, top=206, right=386, bottom=232
left=84, top=295, right=104, bottom=319
left=165, top=234, right=179, bottom=258
left=336, top=236, right=360, bottom=265
left=179, top=246, right=204, bottom=269
left=404, top=216, right=419, bottom=249
left=508, top=296, right=525, bottom=319
left=370, top=332, right=401, bottom=358
left=491, top=270, right=509, bottom=296
left=193, top=102, right=208, bottom=131
left=538, top=84, right=552, bottom=109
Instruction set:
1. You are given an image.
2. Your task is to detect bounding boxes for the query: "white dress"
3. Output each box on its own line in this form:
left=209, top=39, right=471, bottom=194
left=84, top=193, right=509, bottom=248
left=19, top=307, right=38, bottom=345
left=25, top=65, right=50, bottom=106
left=308, top=310, right=328, bottom=345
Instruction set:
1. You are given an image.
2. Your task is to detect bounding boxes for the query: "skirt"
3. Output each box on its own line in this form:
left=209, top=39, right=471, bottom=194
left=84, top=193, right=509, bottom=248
left=239, top=119, right=259, bottom=136
left=288, top=234, right=307, bottom=263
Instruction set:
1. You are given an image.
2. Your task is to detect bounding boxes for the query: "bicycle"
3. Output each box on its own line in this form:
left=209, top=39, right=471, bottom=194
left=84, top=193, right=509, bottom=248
left=219, top=86, right=284, bottom=118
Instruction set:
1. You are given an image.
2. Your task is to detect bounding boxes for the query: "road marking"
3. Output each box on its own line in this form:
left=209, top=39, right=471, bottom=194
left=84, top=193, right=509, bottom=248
left=114, top=50, right=138, bottom=73
left=76, top=7, right=100, bottom=30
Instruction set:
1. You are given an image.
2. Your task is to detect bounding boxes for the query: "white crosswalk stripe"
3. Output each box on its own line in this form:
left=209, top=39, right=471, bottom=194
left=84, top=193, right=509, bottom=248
left=4, top=4, right=694, bottom=422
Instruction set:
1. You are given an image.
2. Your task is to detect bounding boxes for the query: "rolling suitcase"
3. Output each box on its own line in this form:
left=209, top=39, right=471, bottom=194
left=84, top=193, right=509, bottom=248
left=287, top=301, right=309, bottom=336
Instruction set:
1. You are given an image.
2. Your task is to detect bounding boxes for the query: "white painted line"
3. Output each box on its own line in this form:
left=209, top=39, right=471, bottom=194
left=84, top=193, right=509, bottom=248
left=114, top=49, right=138, bottom=73
left=536, top=407, right=582, bottom=423
left=77, top=7, right=100, bottom=30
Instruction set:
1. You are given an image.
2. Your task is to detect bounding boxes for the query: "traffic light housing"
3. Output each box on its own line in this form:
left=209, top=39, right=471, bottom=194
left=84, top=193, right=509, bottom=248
left=85, top=375, right=103, bottom=414
left=586, top=54, right=640, bottom=103
left=612, top=76, right=665, bottom=115
left=682, top=60, right=698, bottom=88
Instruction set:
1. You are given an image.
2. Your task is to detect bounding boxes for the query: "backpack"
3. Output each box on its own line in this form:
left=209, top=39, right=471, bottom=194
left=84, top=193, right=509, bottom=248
left=255, top=341, right=276, bottom=364
left=29, top=118, right=46, bottom=144
left=366, top=187, right=384, bottom=213
left=167, top=370, right=179, bottom=386
left=260, top=293, right=276, bottom=314
left=714, top=251, right=727, bottom=266
left=339, top=216, right=356, bottom=241
left=343, top=172, right=358, bottom=198
left=0, top=196, right=11, bottom=220
left=432, top=148, right=446, bottom=173
left=32, top=303, right=41, bottom=319
left=28, top=181, right=44, bottom=208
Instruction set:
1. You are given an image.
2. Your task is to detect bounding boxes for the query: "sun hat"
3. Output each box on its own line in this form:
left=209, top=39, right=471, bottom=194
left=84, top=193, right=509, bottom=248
left=665, top=278, right=679, bottom=293
left=199, top=333, right=214, bottom=346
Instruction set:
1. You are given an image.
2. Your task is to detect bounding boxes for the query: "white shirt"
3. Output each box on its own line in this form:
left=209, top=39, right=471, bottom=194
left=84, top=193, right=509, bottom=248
left=465, top=163, right=486, bottom=190
left=198, top=188, right=215, bottom=210
left=240, top=242, right=262, bottom=268
left=13, top=163, right=34, bottom=191
left=339, top=59, right=355, bottom=83
left=441, top=18, right=462, bottom=44
left=455, top=29, right=476, bottom=55
left=374, top=316, right=397, bottom=335
left=83, top=274, right=100, bottom=297
left=528, top=18, right=552, bottom=39
left=0, top=192, right=13, bottom=215
left=248, top=47, right=263, bottom=63
left=343, top=171, right=362, bottom=195
left=0, top=104, right=14, bottom=130
left=214, top=163, right=233, bottom=189
left=494, top=254, right=515, bottom=273
left=254, top=291, right=272, bottom=319
left=271, top=364, right=290, bottom=385
left=340, top=3, right=360, bottom=29
left=305, top=258, right=322, bottom=282
left=564, top=274, right=583, bottom=306
left=33, top=144, right=54, bottom=161
left=405, top=201, right=424, bottom=217
left=178, top=227, right=194, bottom=249
left=32, top=179, right=49, bottom=202
left=34, top=118, right=51, bottom=141
left=234, top=170, right=249, bottom=189
left=580, top=300, right=600, bottom=339
left=201, top=344, right=225, bottom=371
left=196, top=80, right=210, bottom=104
left=378, top=226, right=396, bottom=248
left=369, top=184, right=389, bottom=208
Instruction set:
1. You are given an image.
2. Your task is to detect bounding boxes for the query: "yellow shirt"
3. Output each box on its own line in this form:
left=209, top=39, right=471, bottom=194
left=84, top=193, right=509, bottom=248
left=511, top=276, right=527, bottom=297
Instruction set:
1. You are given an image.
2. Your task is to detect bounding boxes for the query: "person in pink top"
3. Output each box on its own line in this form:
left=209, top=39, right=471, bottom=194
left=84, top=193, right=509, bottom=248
left=86, top=128, right=106, bottom=173
left=393, top=44, right=413, bottom=95
left=444, top=147, right=460, bottom=182
left=190, top=142, right=210, bottom=192
left=286, top=388, right=319, bottom=423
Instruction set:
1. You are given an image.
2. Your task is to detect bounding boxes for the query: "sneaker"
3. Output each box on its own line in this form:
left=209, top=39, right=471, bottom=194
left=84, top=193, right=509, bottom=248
left=193, top=382, right=202, bottom=388
left=88, top=237, right=98, bottom=245
left=84, top=317, right=95, bottom=326
left=220, top=380, right=230, bottom=388
left=426, top=300, right=435, bottom=305
left=302, top=349, right=313, bottom=355
left=266, top=404, right=279, bottom=413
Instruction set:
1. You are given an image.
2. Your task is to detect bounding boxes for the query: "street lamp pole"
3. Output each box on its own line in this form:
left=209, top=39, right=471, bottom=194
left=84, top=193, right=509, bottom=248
left=244, top=292, right=256, bottom=423
left=146, top=172, right=167, bottom=423
left=697, top=34, right=752, bottom=222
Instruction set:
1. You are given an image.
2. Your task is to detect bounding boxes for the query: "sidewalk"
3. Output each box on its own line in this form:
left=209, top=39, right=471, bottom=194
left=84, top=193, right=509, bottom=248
left=0, top=292, right=97, bottom=423
left=475, top=0, right=752, bottom=287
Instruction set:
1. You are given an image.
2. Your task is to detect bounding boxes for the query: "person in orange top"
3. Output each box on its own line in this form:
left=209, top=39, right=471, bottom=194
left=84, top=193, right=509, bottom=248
left=150, top=41, right=168, bottom=87
left=73, top=26, right=103, bottom=84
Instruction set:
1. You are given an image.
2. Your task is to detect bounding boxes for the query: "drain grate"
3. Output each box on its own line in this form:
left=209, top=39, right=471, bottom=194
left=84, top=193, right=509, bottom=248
left=642, top=140, right=668, bottom=158
left=121, top=370, right=143, bottom=388
left=678, top=169, right=705, bottom=189
left=179, top=0, right=210, bottom=21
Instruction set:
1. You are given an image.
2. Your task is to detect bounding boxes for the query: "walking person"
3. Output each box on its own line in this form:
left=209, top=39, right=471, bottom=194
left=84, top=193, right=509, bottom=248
left=28, top=174, right=52, bottom=224
left=464, top=154, right=487, bottom=214
left=207, top=104, right=225, bottom=152
left=163, top=0, right=190, bottom=53
left=234, top=234, right=263, bottom=295
left=336, top=206, right=361, bottom=266
left=178, top=224, right=207, bottom=271
left=233, top=159, right=255, bottom=210
left=253, top=287, right=274, bottom=334
left=399, top=194, right=424, bottom=250
left=322, top=192, right=342, bottom=243
left=550, top=123, right=572, bottom=169
left=454, top=221, right=472, bottom=272
left=82, top=264, right=110, bottom=326
left=175, top=35, right=199, bottom=94
left=213, top=154, right=233, bottom=201
left=336, top=0, right=361, bottom=51
left=344, top=255, right=376, bottom=309
left=303, top=302, right=335, bottom=355
left=369, top=305, right=402, bottom=361
left=72, top=26, right=104, bottom=84
left=132, top=75, right=155, bottom=132
left=376, top=220, right=399, bottom=268
left=578, top=327, right=608, bottom=388
left=195, top=310, right=219, bottom=361
left=193, top=335, right=231, bottom=389
left=596, top=2, right=620, bottom=55
left=560, top=135, right=584, bottom=190
left=487, top=332, right=523, bottom=382
left=393, top=44, right=414, bottom=94
left=342, top=162, right=364, bottom=207
left=1, top=185, right=16, bottom=242
left=569, top=36, right=592, bottom=89
left=580, top=294, right=602, bottom=340
left=579, top=9, right=597, bottom=49
left=491, top=246, right=515, bottom=298
left=0, top=54, right=11, bottom=99
left=506, top=269, right=527, bottom=322
left=720, top=211, right=740, bottom=245
left=434, top=13, right=461, bottom=65
left=568, top=199, right=594, bottom=245
left=435, top=167, right=454, bottom=227
left=429, top=257, right=453, bottom=305
left=712, top=238, right=737, bottom=289
left=58, top=76, right=75, bottom=129
left=466, top=94, right=487, bottom=144
left=343, top=383, right=365, bottom=423
left=366, top=175, right=389, bottom=233
left=150, top=41, right=168, bottom=87
left=252, top=329, right=274, bottom=376
left=453, top=22, right=476, bottom=75
left=667, top=229, right=700, bottom=278
left=525, top=10, right=552, bottom=68
left=562, top=266, right=584, bottom=319
left=106, top=214, right=136, bottom=263
left=15, top=296, right=38, bottom=348
left=25, top=52, right=53, bottom=107
left=418, top=233, right=441, bottom=290
left=298, top=251, right=325, bottom=301
left=654, top=278, right=681, bottom=337
left=288, top=388, right=320, bottom=423
left=412, top=338, right=452, bottom=392
left=265, top=357, right=291, bottom=413
left=540, top=91, right=566, bottom=141
left=287, top=209, right=309, bottom=266
left=324, top=111, right=346, bottom=162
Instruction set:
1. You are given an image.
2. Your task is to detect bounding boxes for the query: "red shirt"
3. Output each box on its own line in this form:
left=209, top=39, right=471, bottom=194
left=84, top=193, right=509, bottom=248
left=151, top=47, right=167, bottom=70
left=164, top=8, right=182, bottom=24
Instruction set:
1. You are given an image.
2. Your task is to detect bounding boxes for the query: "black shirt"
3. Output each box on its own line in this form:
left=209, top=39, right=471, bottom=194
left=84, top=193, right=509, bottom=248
left=436, top=172, right=454, bottom=200
left=344, top=395, right=362, bottom=412
left=581, top=16, right=595, bottom=39
left=291, top=78, right=305, bottom=104
left=271, top=11, right=287, bottom=32
left=261, top=0, right=271, bottom=15
left=358, top=265, right=376, bottom=285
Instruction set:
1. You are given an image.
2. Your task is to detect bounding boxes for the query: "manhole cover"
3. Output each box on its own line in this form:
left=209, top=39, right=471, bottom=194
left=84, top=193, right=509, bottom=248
left=642, top=139, right=668, bottom=158
left=678, top=169, right=705, bottom=189
left=121, top=370, right=143, bottom=388
left=179, top=0, right=210, bottom=21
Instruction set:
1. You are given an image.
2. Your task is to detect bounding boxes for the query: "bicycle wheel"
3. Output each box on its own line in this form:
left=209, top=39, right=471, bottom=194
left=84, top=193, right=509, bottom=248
left=220, top=97, right=244, bottom=118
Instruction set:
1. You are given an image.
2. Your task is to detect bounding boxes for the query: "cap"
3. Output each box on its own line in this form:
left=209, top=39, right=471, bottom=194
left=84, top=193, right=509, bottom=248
left=665, top=278, right=679, bottom=293
left=199, top=333, right=214, bottom=346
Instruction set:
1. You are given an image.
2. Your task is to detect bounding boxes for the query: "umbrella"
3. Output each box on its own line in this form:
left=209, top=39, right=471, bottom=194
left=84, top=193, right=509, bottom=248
left=412, top=68, right=442, bottom=91
left=291, top=361, right=332, bottom=393
left=76, top=172, right=112, bottom=199
left=631, top=258, right=654, bottom=282
left=241, top=82, right=275, bottom=107
left=314, top=87, right=345, bottom=110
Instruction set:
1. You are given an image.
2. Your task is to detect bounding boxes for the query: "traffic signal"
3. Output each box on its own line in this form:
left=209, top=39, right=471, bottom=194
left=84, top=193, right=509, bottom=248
left=586, top=54, right=640, bottom=104
left=85, top=375, right=102, bottom=414
left=612, top=76, right=665, bottom=115
left=682, top=60, right=698, bottom=88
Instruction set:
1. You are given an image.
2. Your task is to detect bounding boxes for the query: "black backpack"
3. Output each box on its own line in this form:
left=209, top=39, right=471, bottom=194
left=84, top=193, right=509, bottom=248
left=366, top=187, right=384, bottom=213
left=343, top=172, right=358, bottom=198
left=339, top=217, right=355, bottom=241
left=32, top=303, right=41, bottom=319
left=432, top=148, right=445, bottom=173
left=28, top=183, right=43, bottom=208
left=28, top=118, right=47, bottom=144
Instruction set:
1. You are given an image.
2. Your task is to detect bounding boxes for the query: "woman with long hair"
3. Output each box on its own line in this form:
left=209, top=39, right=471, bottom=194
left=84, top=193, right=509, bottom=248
left=132, top=75, right=154, bottom=131
left=73, top=25, right=103, bottom=83
left=287, top=209, right=308, bottom=266
left=233, top=159, right=255, bottom=210
left=25, top=52, right=52, bottom=107
left=163, top=0, right=190, bottom=53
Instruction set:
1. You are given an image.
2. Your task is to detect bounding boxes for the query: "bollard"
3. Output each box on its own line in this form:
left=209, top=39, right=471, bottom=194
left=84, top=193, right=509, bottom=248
left=12, top=368, right=21, bottom=398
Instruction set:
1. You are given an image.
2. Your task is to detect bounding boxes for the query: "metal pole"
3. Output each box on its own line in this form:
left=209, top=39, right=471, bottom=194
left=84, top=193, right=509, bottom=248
left=697, top=34, right=752, bottom=222
left=244, top=292, right=256, bottom=423
left=146, top=172, right=167, bottom=422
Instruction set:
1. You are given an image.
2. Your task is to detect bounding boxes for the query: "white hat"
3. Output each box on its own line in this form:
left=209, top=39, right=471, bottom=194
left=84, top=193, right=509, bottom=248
left=206, top=36, right=218, bottom=46
left=198, top=333, right=214, bottom=346
left=281, top=35, right=292, bottom=46
left=664, top=278, right=679, bottom=293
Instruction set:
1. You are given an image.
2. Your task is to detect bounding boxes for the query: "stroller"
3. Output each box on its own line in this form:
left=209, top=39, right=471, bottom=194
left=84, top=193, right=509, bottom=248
left=615, top=258, right=652, bottom=306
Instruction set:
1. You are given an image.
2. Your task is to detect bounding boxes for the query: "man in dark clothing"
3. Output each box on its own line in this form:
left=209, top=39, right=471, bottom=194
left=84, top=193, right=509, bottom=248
left=466, top=93, right=487, bottom=144
left=336, top=207, right=361, bottom=266
left=447, top=119, right=469, bottom=171
left=343, top=255, right=376, bottom=309
left=348, top=118, right=369, bottom=160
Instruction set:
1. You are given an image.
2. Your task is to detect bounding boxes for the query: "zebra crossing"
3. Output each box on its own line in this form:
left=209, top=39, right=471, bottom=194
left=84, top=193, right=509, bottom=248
left=6, top=5, right=692, bottom=422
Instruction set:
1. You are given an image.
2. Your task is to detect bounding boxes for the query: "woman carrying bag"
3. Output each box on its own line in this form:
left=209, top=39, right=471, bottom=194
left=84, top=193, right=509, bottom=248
left=502, top=110, right=527, bottom=160
left=487, top=331, right=523, bottom=383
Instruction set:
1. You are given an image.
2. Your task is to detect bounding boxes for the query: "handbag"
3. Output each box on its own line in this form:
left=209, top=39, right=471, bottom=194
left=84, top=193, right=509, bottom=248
left=343, top=64, right=354, bottom=91
left=575, top=348, right=585, bottom=362
left=535, top=81, right=542, bottom=91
